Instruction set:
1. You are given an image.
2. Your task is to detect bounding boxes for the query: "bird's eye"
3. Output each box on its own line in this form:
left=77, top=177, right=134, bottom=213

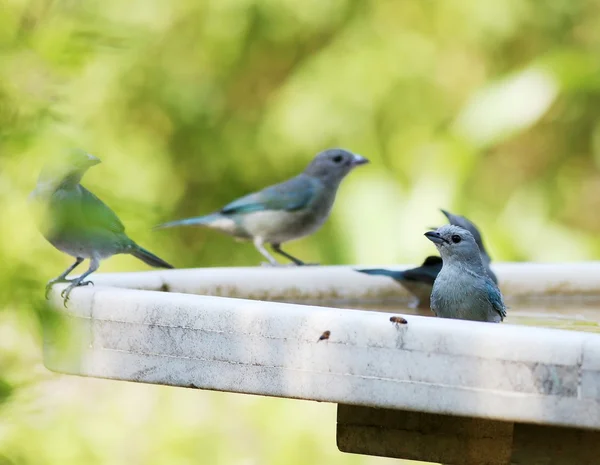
left=332, top=155, right=343, bottom=163
left=451, top=235, right=462, bottom=244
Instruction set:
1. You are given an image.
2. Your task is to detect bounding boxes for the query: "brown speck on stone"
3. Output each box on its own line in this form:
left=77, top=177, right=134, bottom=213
left=318, top=330, right=331, bottom=342
left=159, top=283, right=170, bottom=292
left=390, top=316, right=408, bottom=326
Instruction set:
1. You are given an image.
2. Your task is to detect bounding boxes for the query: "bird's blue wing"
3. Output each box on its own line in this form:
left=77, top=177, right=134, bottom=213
left=486, top=280, right=507, bottom=320
left=221, top=175, right=319, bottom=214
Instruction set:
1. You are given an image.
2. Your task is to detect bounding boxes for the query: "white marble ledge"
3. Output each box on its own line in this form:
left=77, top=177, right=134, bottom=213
left=44, top=278, right=600, bottom=431
left=66, top=262, right=600, bottom=304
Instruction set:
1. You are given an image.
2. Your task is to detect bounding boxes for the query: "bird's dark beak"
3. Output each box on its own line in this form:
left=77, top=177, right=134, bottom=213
left=351, top=154, right=369, bottom=166
left=425, top=231, right=448, bottom=245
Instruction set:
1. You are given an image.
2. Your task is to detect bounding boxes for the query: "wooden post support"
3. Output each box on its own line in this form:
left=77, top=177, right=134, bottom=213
left=337, top=404, right=600, bottom=465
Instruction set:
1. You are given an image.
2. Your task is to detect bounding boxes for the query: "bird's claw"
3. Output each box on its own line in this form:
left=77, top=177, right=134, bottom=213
left=45, top=278, right=73, bottom=299
left=60, top=286, right=73, bottom=306
left=45, top=283, right=55, bottom=300
left=59, top=280, right=95, bottom=307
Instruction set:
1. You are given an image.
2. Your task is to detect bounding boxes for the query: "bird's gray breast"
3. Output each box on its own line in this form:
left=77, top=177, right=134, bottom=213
left=431, top=265, right=495, bottom=322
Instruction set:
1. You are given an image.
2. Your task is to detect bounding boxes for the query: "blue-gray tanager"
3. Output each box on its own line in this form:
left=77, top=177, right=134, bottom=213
left=156, top=148, right=368, bottom=265
left=441, top=209, right=497, bottom=283
left=425, top=225, right=506, bottom=323
left=356, top=256, right=442, bottom=309
left=356, top=210, right=496, bottom=308
left=31, top=150, right=174, bottom=305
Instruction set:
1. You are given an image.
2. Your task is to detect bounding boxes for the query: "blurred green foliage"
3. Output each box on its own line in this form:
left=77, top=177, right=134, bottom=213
left=2, top=0, right=600, bottom=463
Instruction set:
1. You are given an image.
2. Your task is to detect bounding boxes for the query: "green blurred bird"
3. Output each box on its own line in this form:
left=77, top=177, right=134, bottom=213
left=31, top=150, right=174, bottom=305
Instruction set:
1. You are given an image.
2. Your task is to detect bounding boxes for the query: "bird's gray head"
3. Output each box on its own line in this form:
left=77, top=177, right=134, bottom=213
left=303, top=149, right=369, bottom=184
left=425, top=224, right=484, bottom=268
left=441, top=209, right=491, bottom=264
left=37, top=149, right=101, bottom=189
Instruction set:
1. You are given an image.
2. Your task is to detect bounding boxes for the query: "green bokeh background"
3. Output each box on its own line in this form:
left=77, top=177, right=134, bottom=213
left=2, top=0, right=600, bottom=464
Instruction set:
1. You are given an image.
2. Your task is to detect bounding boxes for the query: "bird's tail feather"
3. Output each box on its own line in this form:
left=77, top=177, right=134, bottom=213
left=154, top=213, right=222, bottom=230
left=355, top=268, right=404, bottom=279
left=130, top=244, right=174, bottom=269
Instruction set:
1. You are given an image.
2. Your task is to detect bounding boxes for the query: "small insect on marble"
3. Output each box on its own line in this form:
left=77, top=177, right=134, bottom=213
left=318, top=330, right=331, bottom=342
left=390, top=316, right=408, bottom=326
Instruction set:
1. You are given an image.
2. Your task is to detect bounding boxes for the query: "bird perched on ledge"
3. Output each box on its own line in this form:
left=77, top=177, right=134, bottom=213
left=30, top=150, right=174, bottom=305
left=425, top=224, right=506, bottom=323
left=356, top=209, right=496, bottom=308
left=156, top=149, right=369, bottom=266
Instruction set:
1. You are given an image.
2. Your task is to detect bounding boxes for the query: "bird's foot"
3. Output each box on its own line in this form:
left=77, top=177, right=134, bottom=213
left=45, top=278, right=75, bottom=299
left=60, top=280, right=94, bottom=307
left=295, top=262, right=319, bottom=267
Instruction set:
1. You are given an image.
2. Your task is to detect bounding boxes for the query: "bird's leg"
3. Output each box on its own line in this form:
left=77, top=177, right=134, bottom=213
left=272, top=244, right=318, bottom=266
left=253, top=237, right=281, bottom=266
left=45, top=257, right=84, bottom=299
left=60, top=257, right=100, bottom=307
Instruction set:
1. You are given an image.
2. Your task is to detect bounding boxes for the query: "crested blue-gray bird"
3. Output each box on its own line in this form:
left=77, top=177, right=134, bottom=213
left=356, top=210, right=496, bottom=308
left=356, top=256, right=442, bottom=309
left=156, top=149, right=369, bottom=265
left=425, top=224, right=506, bottom=323
left=31, top=150, right=174, bottom=305
left=441, top=209, right=497, bottom=283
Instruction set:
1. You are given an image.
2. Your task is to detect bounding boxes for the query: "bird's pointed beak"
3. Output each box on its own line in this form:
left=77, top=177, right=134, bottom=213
left=351, top=154, right=369, bottom=166
left=85, top=153, right=101, bottom=166
left=425, top=230, right=449, bottom=245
